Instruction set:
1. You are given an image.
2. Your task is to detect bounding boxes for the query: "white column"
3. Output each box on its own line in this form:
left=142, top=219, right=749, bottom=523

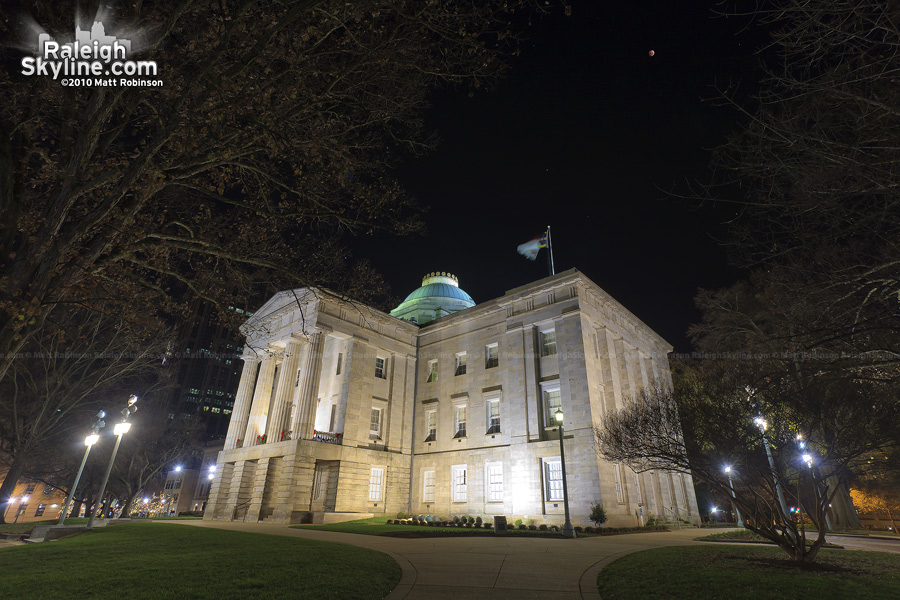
left=244, top=354, right=278, bottom=444
left=291, top=332, right=325, bottom=440
left=266, top=338, right=303, bottom=441
left=225, top=358, right=260, bottom=449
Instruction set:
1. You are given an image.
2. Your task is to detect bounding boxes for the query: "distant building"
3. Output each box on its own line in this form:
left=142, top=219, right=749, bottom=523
left=0, top=477, right=68, bottom=524
left=205, top=269, right=700, bottom=526
left=166, top=302, right=249, bottom=440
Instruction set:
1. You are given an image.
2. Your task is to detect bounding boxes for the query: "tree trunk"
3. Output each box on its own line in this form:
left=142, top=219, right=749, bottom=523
left=0, top=454, right=26, bottom=524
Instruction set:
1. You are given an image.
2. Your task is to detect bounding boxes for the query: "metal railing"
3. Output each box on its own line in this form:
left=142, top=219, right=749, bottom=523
left=311, top=430, right=343, bottom=445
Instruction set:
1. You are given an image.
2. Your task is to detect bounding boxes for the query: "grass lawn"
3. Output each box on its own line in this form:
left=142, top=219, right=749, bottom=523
left=0, top=522, right=400, bottom=599
left=597, top=545, right=900, bottom=599
left=0, top=517, right=89, bottom=535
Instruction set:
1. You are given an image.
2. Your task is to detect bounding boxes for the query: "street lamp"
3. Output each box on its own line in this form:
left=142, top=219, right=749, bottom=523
left=87, top=395, right=138, bottom=530
left=554, top=408, right=575, bottom=538
left=59, top=411, right=106, bottom=525
left=723, top=466, right=744, bottom=527
left=753, top=414, right=790, bottom=523
left=797, top=453, right=814, bottom=537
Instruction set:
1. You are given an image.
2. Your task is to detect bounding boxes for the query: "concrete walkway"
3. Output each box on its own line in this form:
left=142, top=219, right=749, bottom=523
left=157, top=520, right=709, bottom=599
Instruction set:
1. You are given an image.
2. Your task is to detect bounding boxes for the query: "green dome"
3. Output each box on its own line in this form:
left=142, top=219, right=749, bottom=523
left=401, top=282, right=474, bottom=304
left=390, top=272, right=475, bottom=325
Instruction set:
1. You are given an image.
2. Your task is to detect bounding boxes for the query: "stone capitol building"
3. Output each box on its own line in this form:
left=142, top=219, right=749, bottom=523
left=204, top=269, right=699, bottom=527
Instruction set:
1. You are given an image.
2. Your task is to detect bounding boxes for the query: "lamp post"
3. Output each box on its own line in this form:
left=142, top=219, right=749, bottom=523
left=753, top=416, right=790, bottom=521
left=59, top=411, right=106, bottom=525
left=87, top=395, right=138, bottom=530
left=723, top=466, right=744, bottom=527
left=554, top=408, right=575, bottom=538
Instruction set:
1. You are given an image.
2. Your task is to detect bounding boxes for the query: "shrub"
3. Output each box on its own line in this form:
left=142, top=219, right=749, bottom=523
left=574, top=526, right=583, bottom=533
left=528, top=525, right=537, bottom=531
left=584, top=526, right=595, bottom=534
left=453, top=515, right=460, bottom=524
left=550, top=525, right=559, bottom=532
left=514, top=519, right=523, bottom=527
left=386, top=519, right=393, bottom=524
left=475, top=516, right=483, bottom=525
left=589, top=502, right=608, bottom=527
left=538, top=524, right=547, bottom=531
left=397, top=512, right=407, bottom=519
left=518, top=524, right=528, bottom=530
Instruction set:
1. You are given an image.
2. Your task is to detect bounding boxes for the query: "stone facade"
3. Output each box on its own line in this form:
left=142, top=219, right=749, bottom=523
left=204, top=269, right=700, bottom=526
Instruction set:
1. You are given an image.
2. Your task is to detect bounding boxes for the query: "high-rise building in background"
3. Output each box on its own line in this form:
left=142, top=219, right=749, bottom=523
left=166, top=302, right=250, bottom=440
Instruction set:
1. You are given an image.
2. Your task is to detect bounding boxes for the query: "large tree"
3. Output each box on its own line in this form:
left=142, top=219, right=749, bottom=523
left=0, top=0, right=555, bottom=384
left=0, top=306, right=167, bottom=523
left=711, top=0, right=900, bottom=370
left=595, top=360, right=893, bottom=563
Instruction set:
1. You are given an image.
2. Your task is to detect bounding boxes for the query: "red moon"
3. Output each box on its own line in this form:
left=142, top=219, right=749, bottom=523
left=648, top=50, right=655, bottom=57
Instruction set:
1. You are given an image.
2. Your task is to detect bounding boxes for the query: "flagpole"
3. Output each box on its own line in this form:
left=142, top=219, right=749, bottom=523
left=547, top=226, right=555, bottom=276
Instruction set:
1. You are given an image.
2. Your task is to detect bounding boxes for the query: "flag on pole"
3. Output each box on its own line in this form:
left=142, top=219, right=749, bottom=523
left=516, top=231, right=549, bottom=261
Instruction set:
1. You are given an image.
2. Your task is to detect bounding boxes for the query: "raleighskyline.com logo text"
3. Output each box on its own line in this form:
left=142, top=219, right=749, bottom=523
left=20, top=21, right=161, bottom=86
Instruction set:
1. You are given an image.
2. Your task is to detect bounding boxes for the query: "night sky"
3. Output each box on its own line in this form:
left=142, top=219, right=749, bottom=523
left=355, top=2, right=764, bottom=351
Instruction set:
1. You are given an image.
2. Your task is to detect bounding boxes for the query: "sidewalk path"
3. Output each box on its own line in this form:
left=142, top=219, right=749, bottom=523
left=158, top=520, right=707, bottom=599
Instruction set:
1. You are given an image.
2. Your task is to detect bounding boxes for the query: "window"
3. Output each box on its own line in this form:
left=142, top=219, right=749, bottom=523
left=426, top=360, right=438, bottom=383
left=424, top=410, right=436, bottom=442
left=614, top=464, right=624, bottom=503
left=486, top=463, right=503, bottom=502
left=336, top=353, right=342, bottom=375
left=34, top=504, right=46, bottom=517
left=542, top=385, right=562, bottom=426
left=329, top=405, right=337, bottom=431
left=452, top=465, right=467, bottom=502
left=24, top=484, right=35, bottom=495
left=543, top=458, right=563, bottom=501
left=374, top=357, right=386, bottom=379
left=540, top=330, right=557, bottom=356
left=423, top=470, right=435, bottom=503
left=453, top=405, right=467, bottom=438
left=368, top=467, right=384, bottom=502
left=454, top=352, right=467, bottom=376
left=633, top=469, right=642, bottom=504
left=369, top=407, right=383, bottom=440
left=486, top=398, right=500, bottom=434
left=485, top=343, right=498, bottom=369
